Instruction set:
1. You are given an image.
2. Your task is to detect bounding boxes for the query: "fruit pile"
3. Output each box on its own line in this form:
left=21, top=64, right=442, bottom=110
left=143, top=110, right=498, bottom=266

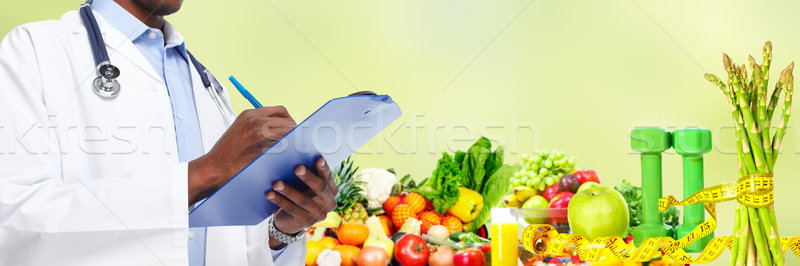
left=505, top=157, right=601, bottom=226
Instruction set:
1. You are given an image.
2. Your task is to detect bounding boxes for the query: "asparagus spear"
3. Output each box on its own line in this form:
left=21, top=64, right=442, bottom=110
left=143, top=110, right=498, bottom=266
left=746, top=233, right=755, bottom=266
left=772, top=63, right=794, bottom=161
left=725, top=55, right=769, bottom=173
left=705, top=73, right=756, bottom=174
left=767, top=80, right=784, bottom=121
left=748, top=207, right=773, bottom=266
left=762, top=42, right=774, bottom=122
left=736, top=212, right=750, bottom=266
left=751, top=59, right=775, bottom=170
left=730, top=203, right=743, bottom=266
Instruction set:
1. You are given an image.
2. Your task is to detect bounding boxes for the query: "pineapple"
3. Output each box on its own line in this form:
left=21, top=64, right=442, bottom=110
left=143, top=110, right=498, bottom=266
left=333, top=158, right=368, bottom=223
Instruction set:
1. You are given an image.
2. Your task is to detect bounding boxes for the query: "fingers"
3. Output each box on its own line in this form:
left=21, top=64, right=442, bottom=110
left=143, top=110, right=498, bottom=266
left=315, top=158, right=337, bottom=196
left=249, top=105, right=293, bottom=119
left=269, top=180, right=332, bottom=219
left=295, top=162, right=335, bottom=201
left=267, top=185, right=314, bottom=219
left=251, top=117, right=295, bottom=141
left=237, top=114, right=295, bottom=149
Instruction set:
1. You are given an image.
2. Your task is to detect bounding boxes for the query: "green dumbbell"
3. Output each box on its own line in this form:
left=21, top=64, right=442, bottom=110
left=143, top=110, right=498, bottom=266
left=630, top=127, right=673, bottom=247
left=673, top=128, right=713, bottom=252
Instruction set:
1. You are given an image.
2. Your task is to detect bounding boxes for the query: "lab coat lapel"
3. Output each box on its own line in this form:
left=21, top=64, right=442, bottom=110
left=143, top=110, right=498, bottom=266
left=188, top=56, right=230, bottom=153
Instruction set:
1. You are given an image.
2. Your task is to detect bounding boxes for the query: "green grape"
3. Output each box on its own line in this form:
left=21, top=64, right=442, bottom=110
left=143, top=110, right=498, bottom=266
left=514, top=151, right=577, bottom=191
left=538, top=168, right=548, bottom=176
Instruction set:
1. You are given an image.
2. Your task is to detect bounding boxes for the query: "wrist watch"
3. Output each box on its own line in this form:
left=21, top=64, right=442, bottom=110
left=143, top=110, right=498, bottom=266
left=267, top=216, right=304, bottom=245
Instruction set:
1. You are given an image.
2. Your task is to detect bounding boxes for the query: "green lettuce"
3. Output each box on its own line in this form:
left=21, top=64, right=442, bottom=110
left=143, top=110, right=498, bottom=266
left=415, top=153, right=462, bottom=214
left=464, top=163, right=521, bottom=232
left=460, top=137, right=492, bottom=193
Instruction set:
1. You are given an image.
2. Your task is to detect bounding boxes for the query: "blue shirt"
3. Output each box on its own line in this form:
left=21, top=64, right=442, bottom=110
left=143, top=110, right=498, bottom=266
left=92, top=1, right=285, bottom=264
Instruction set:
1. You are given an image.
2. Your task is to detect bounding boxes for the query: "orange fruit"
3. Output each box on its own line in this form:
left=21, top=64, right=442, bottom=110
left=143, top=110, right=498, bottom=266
left=391, top=204, right=413, bottom=229
left=334, top=244, right=361, bottom=266
left=402, top=192, right=426, bottom=214
left=337, top=222, right=370, bottom=246
left=305, top=240, right=327, bottom=266
left=418, top=211, right=442, bottom=234
left=441, top=215, right=463, bottom=234
left=383, top=195, right=402, bottom=215
left=320, top=237, right=339, bottom=250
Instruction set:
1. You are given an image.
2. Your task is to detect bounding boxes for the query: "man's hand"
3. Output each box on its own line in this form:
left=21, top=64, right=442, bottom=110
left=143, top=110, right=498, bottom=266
left=267, top=157, right=337, bottom=249
left=188, top=106, right=296, bottom=205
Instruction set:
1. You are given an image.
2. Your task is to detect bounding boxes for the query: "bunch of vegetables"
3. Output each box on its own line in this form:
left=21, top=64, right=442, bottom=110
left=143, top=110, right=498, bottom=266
left=613, top=179, right=680, bottom=241
left=307, top=212, right=491, bottom=266
left=704, top=41, right=792, bottom=266
left=414, top=137, right=522, bottom=233
left=305, top=142, right=515, bottom=266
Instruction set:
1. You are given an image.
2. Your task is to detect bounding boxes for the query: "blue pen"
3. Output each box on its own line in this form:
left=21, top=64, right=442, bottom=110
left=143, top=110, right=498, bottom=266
left=229, top=75, right=263, bottom=108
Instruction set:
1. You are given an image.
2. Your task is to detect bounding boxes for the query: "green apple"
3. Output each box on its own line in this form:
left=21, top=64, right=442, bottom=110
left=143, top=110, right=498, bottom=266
left=567, top=186, right=629, bottom=239
left=522, top=195, right=549, bottom=224
left=576, top=181, right=601, bottom=193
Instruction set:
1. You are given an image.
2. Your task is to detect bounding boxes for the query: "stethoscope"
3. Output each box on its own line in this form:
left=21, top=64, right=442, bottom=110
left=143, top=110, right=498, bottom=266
left=78, top=1, right=236, bottom=126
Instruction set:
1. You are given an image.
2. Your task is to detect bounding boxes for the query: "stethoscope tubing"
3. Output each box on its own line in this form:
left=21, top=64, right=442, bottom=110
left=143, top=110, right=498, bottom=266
left=80, top=4, right=109, bottom=68
left=80, top=2, right=234, bottom=126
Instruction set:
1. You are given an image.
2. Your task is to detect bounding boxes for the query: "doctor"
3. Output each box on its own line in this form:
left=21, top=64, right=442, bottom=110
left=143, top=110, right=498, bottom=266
left=0, top=0, right=336, bottom=265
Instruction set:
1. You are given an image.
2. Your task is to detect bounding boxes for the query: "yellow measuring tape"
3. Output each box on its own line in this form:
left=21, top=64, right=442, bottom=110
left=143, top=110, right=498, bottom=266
left=521, top=174, right=800, bottom=263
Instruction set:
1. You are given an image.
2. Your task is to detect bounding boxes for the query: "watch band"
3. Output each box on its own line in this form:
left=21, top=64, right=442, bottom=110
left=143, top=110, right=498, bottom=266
left=267, top=216, right=304, bottom=245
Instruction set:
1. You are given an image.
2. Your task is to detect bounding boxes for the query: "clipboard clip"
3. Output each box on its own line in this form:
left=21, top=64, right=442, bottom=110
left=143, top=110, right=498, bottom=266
left=349, top=91, right=377, bottom=96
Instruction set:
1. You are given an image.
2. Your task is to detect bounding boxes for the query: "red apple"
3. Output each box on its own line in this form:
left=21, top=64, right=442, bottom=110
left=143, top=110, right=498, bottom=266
left=549, top=192, right=573, bottom=223
left=542, top=183, right=561, bottom=202
left=549, top=192, right=574, bottom=208
left=573, top=170, right=600, bottom=184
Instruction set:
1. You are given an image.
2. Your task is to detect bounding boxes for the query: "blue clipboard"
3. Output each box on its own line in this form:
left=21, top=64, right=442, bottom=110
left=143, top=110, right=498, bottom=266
left=189, top=95, right=401, bottom=227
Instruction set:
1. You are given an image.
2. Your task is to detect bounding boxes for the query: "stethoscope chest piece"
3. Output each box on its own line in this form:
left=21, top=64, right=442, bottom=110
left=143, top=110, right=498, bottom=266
left=92, top=63, right=121, bottom=98
left=92, top=75, right=120, bottom=98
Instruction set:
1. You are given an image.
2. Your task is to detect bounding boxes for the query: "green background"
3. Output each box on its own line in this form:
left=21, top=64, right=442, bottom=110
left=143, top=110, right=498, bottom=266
left=3, top=0, right=799, bottom=264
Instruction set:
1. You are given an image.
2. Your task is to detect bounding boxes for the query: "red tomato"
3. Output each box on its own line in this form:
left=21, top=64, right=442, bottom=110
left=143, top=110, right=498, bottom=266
left=394, top=234, right=429, bottom=266
left=480, top=243, right=491, bottom=253
left=453, top=248, right=485, bottom=266
left=573, top=170, right=600, bottom=184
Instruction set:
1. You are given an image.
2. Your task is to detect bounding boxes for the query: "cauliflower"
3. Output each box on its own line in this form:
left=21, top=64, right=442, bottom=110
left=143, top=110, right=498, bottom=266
left=356, top=168, right=396, bottom=209
left=316, top=249, right=341, bottom=266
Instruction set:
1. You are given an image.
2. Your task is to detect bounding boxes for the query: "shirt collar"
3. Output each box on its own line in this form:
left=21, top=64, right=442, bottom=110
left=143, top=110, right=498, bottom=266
left=92, top=0, right=187, bottom=54
left=91, top=0, right=148, bottom=41
left=163, top=20, right=187, bottom=55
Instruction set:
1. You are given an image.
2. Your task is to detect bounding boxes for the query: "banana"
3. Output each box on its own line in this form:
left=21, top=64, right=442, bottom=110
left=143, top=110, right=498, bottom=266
left=504, top=194, right=523, bottom=207
left=513, top=186, right=538, bottom=202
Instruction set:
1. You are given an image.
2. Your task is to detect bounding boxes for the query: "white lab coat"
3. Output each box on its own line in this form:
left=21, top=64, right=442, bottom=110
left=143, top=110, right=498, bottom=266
left=0, top=10, right=305, bottom=266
